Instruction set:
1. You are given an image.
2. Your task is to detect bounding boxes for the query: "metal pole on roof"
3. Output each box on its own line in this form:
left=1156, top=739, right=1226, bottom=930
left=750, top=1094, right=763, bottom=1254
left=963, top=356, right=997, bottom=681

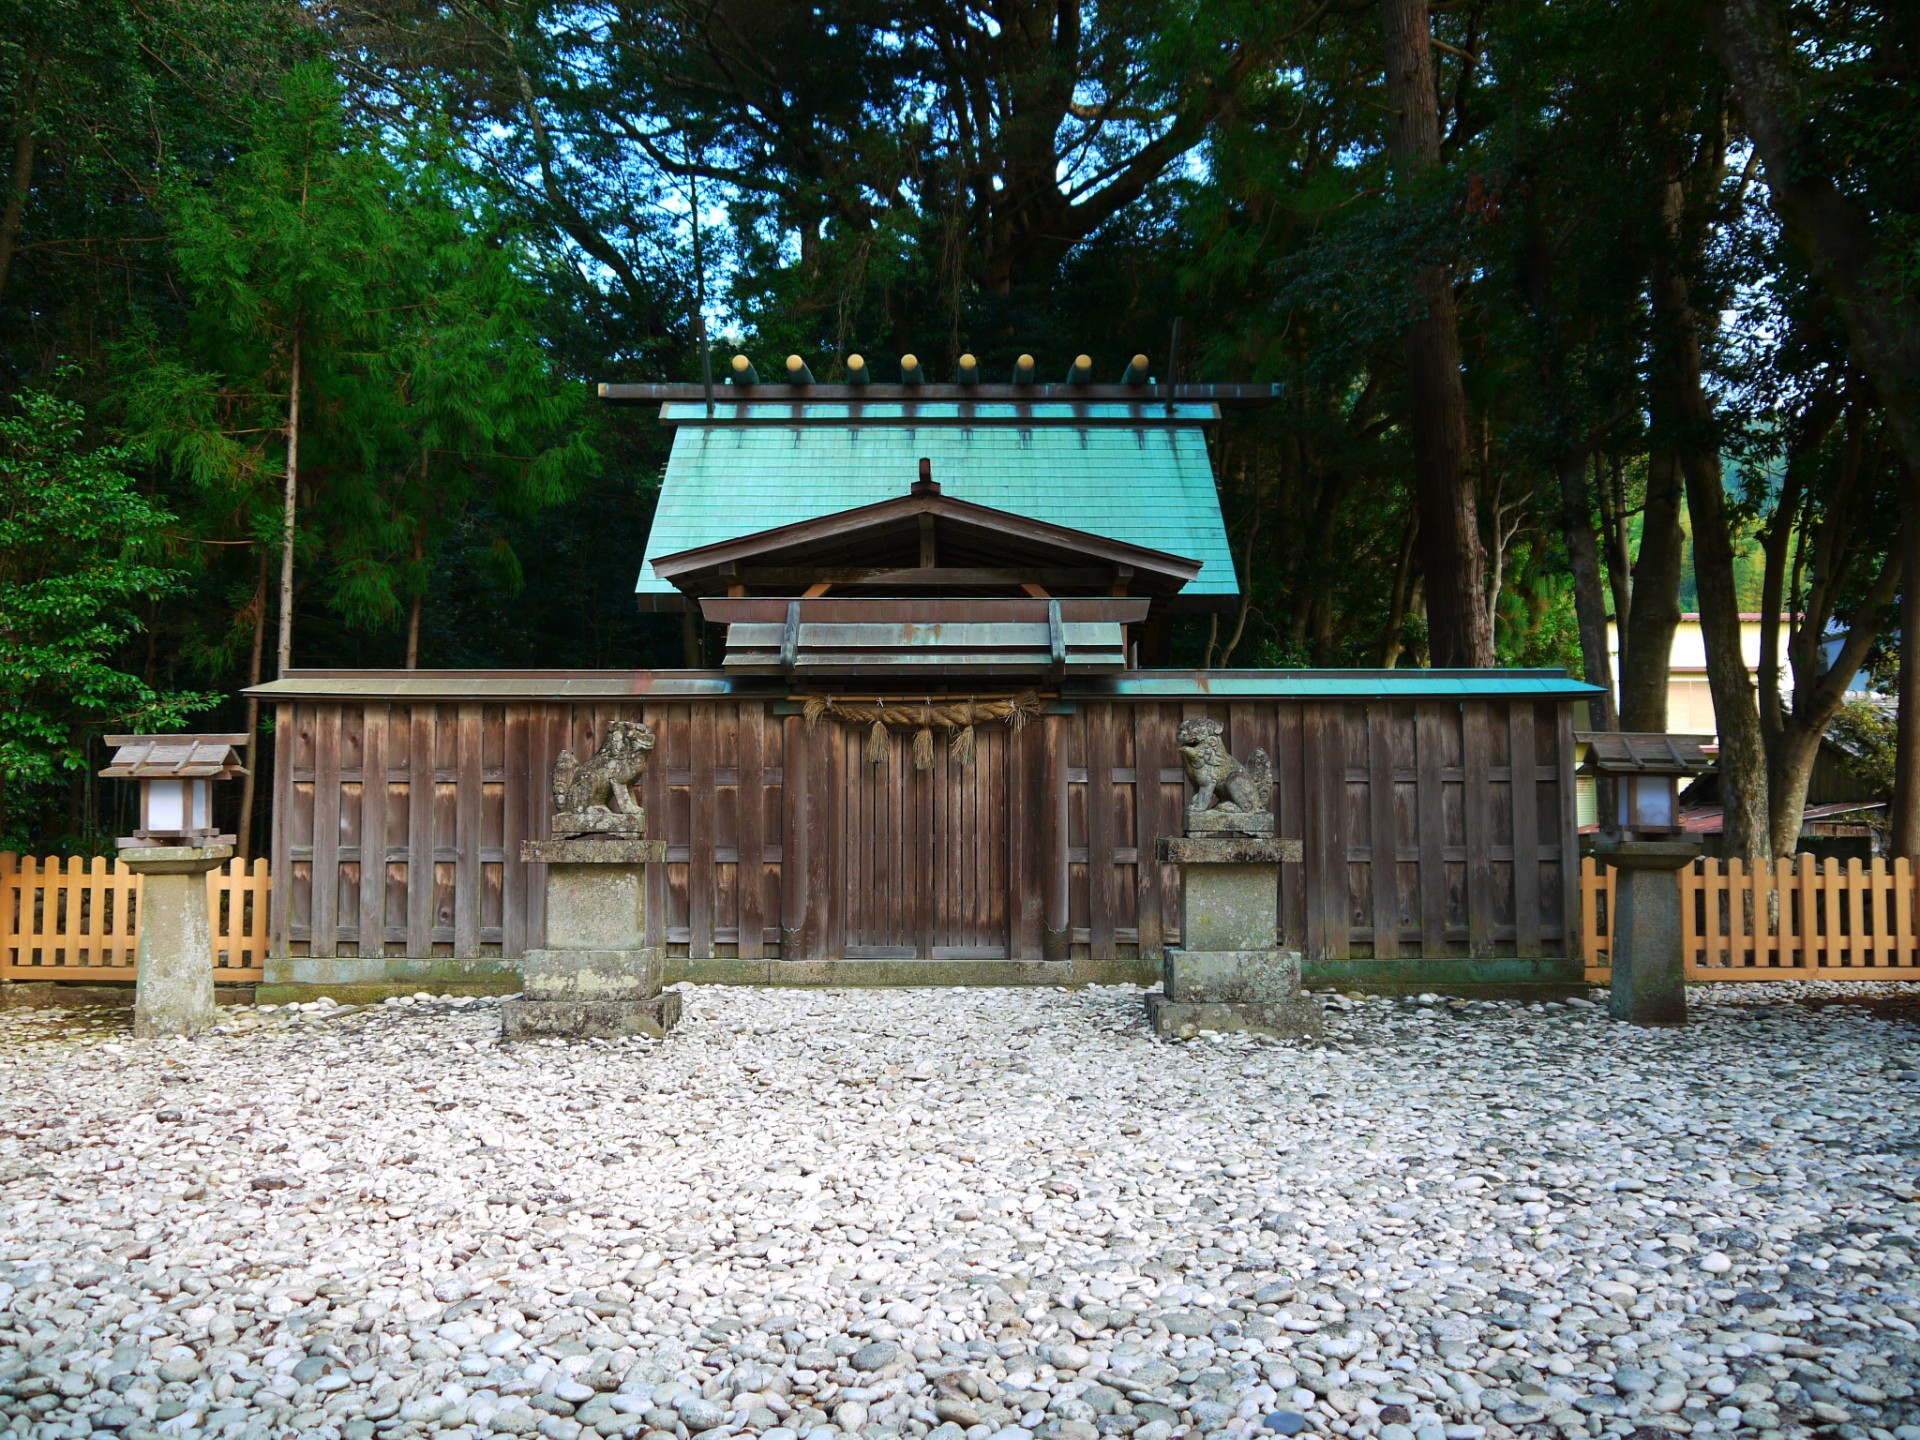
left=1165, top=316, right=1183, bottom=414
left=688, top=134, right=712, bottom=414
left=699, top=312, right=713, bottom=413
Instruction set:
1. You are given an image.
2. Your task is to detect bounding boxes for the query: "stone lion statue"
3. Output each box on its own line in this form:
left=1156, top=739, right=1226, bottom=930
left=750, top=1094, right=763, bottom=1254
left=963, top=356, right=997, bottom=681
left=552, top=719, right=654, bottom=822
left=1177, top=717, right=1273, bottom=816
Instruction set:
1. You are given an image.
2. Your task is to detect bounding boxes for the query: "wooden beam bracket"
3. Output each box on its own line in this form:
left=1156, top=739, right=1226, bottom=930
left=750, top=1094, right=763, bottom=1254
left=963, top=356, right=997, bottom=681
left=779, top=599, right=801, bottom=674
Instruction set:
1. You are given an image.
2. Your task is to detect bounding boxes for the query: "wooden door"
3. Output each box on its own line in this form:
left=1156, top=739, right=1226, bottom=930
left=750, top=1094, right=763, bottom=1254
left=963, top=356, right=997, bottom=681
left=842, top=725, right=1010, bottom=959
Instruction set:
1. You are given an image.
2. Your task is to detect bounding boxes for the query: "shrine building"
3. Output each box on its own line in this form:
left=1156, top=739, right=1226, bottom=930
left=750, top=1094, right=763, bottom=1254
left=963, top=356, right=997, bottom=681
left=249, top=356, right=1597, bottom=998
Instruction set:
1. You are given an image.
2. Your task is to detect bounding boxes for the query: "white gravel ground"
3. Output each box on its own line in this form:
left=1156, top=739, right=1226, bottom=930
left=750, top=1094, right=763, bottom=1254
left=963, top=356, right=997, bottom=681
left=1, top=984, right=1917, bottom=1440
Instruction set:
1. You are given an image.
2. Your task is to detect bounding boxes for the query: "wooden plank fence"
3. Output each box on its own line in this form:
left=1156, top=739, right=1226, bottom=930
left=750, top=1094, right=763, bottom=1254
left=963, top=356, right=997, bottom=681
left=0, top=853, right=272, bottom=983
left=1580, top=854, right=1920, bottom=981
left=272, top=695, right=1583, bottom=964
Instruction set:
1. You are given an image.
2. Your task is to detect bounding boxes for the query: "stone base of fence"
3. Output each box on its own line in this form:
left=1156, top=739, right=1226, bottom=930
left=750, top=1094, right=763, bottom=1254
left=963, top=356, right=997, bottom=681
left=0, top=980, right=259, bottom=1009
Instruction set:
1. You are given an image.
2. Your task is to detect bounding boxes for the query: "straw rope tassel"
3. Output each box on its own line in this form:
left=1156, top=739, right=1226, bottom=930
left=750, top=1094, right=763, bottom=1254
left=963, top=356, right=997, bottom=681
left=950, top=696, right=977, bottom=765
left=799, top=690, right=1043, bottom=744
left=912, top=701, right=935, bottom=770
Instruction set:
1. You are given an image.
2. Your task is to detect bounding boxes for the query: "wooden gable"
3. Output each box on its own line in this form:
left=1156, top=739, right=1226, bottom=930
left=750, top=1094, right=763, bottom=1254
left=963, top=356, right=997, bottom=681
left=648, top=480, right=1201, bottom=602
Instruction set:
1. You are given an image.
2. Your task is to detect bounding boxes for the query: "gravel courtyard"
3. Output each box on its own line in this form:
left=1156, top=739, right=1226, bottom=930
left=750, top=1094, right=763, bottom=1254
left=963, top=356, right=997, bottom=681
left=2, top=985, right=1917, bottom=1440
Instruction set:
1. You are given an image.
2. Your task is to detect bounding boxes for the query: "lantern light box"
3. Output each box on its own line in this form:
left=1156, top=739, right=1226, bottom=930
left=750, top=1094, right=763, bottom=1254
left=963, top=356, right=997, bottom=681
left=100, top=734, right=249, bottom=848
left=1574, top=731, right=1713, bottom=841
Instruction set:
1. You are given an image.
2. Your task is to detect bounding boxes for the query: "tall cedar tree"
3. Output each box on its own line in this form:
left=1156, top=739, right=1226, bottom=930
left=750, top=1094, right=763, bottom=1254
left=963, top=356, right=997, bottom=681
left=125, top=69, right=593, bottom=853
left=1378, top=0, right=1492, bottom=668
left=327, top=149, right=598, bottom=665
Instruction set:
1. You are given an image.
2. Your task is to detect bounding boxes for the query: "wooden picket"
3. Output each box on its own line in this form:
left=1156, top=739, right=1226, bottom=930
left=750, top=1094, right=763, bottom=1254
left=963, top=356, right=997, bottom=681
left=0, top=853, right=272, bottom=983
left=1581, top=853, right=1920, bottom=981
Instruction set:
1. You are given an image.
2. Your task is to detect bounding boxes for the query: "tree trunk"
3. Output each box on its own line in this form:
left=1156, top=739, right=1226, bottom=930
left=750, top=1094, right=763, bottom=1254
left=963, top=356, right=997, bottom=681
left=1642, top=122, right=1770, bottom=857
left=1765, top=446, right=1903, bottom=855
left=1379, top=512, right=1419, bottom=668
left=1618, top=452, right=1684, bottom=731
left=276, top=328, right=301, bottom=675
left=1379, top=0, right=1492, bottom=668
left=236, top=556, right=267, bottom=860
left=1215, top=494, right=1260, bottom=667
left=1667, top=405, right=1770, bottom=859
left=1894, top=507, right=1920, bottom=857
left=1769, top=551, right=1901, bottom=855
left=1556, top=449, right=1616, bottom=728
left=406, top=516, right=424, bottom=669
left=1765, top=717, right=1824, bottom=858
left=407, top=458, right=430, bottom=668
left=1597, top=453, right=1634, bottom=649
left=1754, top=470, right=1802, bottom=753
left=1706, top=0, right=1920, bottom=483
left=1690, top=452, right=1771, bottom=860
left=0, top=64, right=41, bottom=303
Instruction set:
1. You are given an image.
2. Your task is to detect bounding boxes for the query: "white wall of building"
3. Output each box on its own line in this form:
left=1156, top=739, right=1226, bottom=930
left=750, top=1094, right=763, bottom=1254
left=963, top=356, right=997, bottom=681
left=1603, top=613, right=1869, bottom=739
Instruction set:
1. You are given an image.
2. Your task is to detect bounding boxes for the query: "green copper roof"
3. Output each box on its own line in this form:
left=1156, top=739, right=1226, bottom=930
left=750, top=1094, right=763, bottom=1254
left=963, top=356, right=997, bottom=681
left=1068, top=669, right=1604, bottom=700
left=637, top=414, right=1236, bottom=598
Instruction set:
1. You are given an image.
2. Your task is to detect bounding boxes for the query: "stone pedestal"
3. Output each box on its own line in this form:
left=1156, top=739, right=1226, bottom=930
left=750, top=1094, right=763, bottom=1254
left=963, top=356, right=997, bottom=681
left=1593, top=836, right=1700, bottom=1027
left=122, top=844, right=230, bottom=1038
left=551, top=809, right=647, bottom=839
left=502, top=837, right=680, bottom=1039
left=1147, top=833, right=1324, bottom=1040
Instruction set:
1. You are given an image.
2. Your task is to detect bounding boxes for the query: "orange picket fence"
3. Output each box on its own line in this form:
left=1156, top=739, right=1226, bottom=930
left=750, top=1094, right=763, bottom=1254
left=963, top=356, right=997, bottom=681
left=1580, top=854, right=1920, bottom=982
left=9, top=849, right=1915, bottom=989
left=0, top=853, right=272, bottom=983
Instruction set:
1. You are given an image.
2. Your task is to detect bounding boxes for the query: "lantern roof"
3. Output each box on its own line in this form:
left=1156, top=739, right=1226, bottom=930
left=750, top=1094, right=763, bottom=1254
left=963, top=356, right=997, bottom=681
left=1574, top=731, right=1714, bottom=776
left=99, top=734, right=249, bottom=780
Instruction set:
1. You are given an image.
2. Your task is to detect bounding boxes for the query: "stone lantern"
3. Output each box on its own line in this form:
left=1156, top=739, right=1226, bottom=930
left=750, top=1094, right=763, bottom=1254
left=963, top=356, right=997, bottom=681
left=1578, top=731, right=1711, bottom=841
left=1577, top=731, right=1711, bottom=1026
left=99, top=733, right=248, bottom=1037
left=101, top=734, right=248, bottom=847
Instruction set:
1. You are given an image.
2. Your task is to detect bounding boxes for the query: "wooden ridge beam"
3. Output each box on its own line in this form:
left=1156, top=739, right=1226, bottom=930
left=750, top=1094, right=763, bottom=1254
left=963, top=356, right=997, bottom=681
left=599, top=381, right=1280, bottom=405
left=729, top=565, right=1116, bottom=588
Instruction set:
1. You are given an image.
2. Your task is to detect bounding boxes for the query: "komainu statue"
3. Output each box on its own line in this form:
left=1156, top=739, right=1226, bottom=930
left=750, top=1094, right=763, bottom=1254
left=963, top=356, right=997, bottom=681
left=551, top=720, right=655, bottom=835
left=1177, top=717, right=1273, bottom=817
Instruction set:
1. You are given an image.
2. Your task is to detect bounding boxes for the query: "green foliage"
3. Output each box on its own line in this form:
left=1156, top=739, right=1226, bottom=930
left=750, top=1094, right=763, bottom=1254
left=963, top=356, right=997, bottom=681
left=1495, top=542, right=1583, bottom=672
left=0, top=385, right=211, bottom=845
left=322, top=146, right=601, bottom=636
left=0, top=0, right=310, bottom=374
left=1828, top=701, right=1898, bottom=801
left=121, top=65, right=596, bottom=656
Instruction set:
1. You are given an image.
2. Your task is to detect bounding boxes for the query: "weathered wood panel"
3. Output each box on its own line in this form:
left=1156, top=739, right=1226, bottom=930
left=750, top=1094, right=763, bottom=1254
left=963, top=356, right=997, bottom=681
left=275, top=692, right=1580, bottom=964
left=838, top=725, right=1012, bottom=958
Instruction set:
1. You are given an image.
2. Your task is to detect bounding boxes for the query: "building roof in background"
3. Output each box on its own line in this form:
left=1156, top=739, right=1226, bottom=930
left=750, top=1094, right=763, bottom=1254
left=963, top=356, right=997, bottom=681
left=1577, top=800, right=1886, bottom=836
